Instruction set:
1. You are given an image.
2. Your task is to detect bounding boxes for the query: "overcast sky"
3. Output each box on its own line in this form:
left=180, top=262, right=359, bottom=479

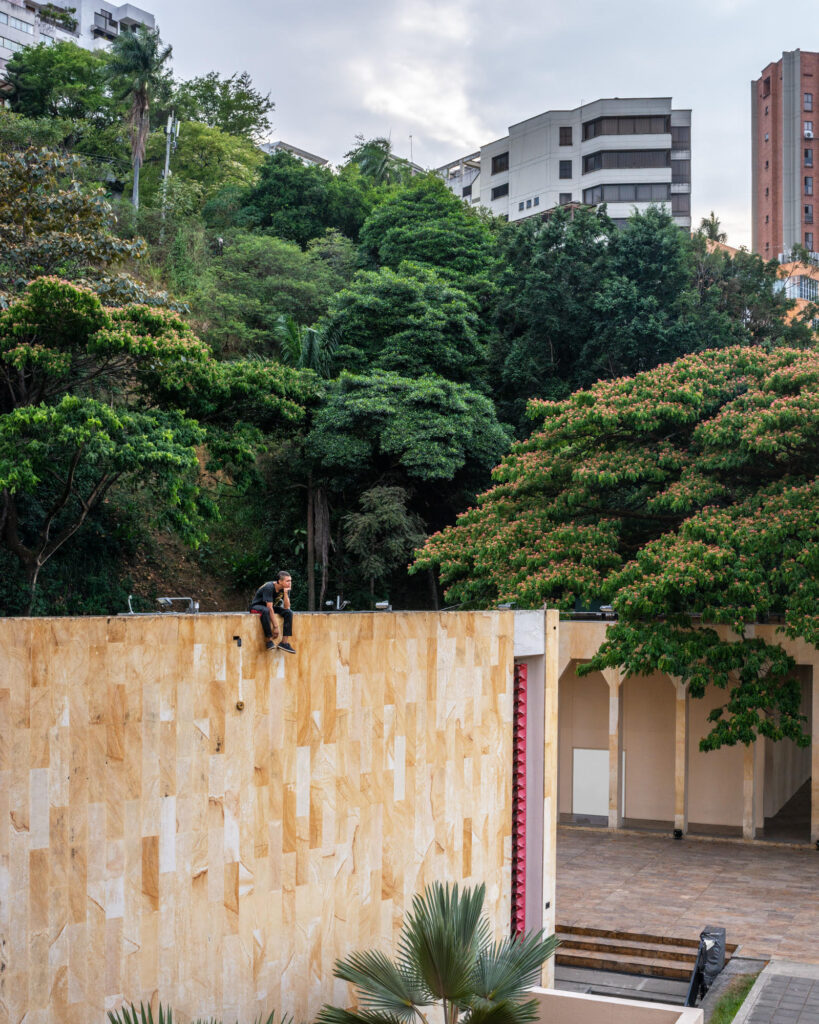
left=149, top=0, right=817, bottom=249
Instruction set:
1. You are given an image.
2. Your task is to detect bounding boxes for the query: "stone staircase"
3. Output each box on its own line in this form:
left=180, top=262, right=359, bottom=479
left=555, top=924, right=738, bottom=982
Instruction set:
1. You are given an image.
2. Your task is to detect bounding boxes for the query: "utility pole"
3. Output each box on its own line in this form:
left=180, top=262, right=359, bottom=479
left=160, top=112, right=180, bottom=240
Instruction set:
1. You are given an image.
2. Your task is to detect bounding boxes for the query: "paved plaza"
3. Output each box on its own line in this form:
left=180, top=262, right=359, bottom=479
left=556, top=827, right=819, bottom=962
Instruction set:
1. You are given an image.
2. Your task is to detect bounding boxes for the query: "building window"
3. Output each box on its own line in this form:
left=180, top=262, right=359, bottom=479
left=491, top=183, right=509, bottom=200
left=806, top=149, right=814, bottom=167
left=672, top=193, right=691, bottom=215
left=806, top=93, right=814, bottom=112
left=805, top=205, right=814, bottom=224
left=559, top=193, right=572, bottom=205
left=0, top=34, right=23, bottom=51
left=524, top=198, right=531, bottom=209
left=765, top=214, right=769, bottom=223
left=518, top=201, right=524, bottom=211
left=671, top=159, right=691, bottom=183
left=671, top=125, right=691, bottom=148
left=491, top=152, right=509, bottom=174
left=765, top=160, right=769, bottom=169
left=765, top=187, right=769, bottom=196
left=533, top=196, right=539, bottom=206
left=762, top=76, right=771, bottom=98
left=765, top=133, right=769, bottom=141
left=559, top=160, right=572, bottom=179
left=784, top=275, right=819, bottom=301
left=462, top=185, right=472, bottom=198
left=806, top=177, right=814, bottom=195
left=583, top=115, right=670, bottom=140
left=583, top=149, right=670, bottom=174
left=0, top=11, right=35, bottom=32
left=582, top=182, right=670, bottom=204
left=805, top=121, right=814, bottom=138
left=559, top=126, right=572, bottom=146
left=765, top=105, right=769, bottom=115
left=806, top=232, right=814, bottom=250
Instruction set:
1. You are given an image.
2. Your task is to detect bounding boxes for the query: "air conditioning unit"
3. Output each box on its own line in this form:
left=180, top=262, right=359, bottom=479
left=806, top=131, right=815, bottom=139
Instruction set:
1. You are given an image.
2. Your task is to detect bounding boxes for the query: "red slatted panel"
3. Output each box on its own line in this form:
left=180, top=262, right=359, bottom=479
left=511, top=661, right=527, bottom=935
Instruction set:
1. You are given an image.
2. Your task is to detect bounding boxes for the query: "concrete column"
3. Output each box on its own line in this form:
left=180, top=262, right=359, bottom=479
left=742, top=743, right=757, bottom=840
left=602, top=667, right=624, bottom=828
left=542, top=608, right=560, bottom=987
left=812, top=663, right=819, bottom=845
left=672, top=678, right=689, bottom=834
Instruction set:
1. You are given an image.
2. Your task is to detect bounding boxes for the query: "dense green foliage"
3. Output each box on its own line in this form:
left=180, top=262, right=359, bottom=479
left=415, top=346, right=819, bottom=746
left=172, top=70, right=274, bottom=141
left=491, top=205, right=814, bottom=433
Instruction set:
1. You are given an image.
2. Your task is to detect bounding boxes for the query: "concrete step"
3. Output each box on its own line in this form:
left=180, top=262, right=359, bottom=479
left=555, top=924, right=736, bottom=983
left=556, top=947, right=696, bottom=981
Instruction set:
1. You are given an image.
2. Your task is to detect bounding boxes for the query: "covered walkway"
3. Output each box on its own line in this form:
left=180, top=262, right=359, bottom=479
left=556, top=828, right=819, bottom=962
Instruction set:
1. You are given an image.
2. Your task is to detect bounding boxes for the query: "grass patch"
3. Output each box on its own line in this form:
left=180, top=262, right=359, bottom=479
left=708, top=973, right=759, bottom=1023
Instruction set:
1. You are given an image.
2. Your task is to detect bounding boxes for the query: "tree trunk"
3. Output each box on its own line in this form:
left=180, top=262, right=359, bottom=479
left=427, top=567, right=439, bottom=610
left=306, top=475, right=315, bottom=611
left=132, top=156, right=141, bottom=210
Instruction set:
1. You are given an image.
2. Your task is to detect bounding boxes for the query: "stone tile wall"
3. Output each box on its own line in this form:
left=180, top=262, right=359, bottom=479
left=0, top=611, right=514, bottom=1023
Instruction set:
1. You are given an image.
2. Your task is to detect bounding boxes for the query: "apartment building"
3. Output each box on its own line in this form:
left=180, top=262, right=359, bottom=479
left=752, top=49, right=819, bottom=260
left=439, top=97, right=692, bottom=230
left=0, top=0, right=154, bottom=68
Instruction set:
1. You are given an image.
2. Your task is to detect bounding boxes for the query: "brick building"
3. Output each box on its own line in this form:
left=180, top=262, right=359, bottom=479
left=752, top=49, right=819, bottom=260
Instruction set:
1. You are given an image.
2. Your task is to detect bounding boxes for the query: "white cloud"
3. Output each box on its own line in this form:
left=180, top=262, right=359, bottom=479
left=350, top=58, right=489, bottom=152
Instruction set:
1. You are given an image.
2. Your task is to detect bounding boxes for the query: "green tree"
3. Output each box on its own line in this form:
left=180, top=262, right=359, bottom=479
left=307, top=371, right=509, bottom=501
left=106, top=25, right=173, bottom=210
left=139, top=120, right=262, bottom=203
left=237, top=149, right=375, bottom=246
left=195, top=231, right=352, bottom=356
left=0, top=148, right=145, bottom=301
left=322, top=262, right=486, bottom=385
left=357, top=173, right=498, bottom=291
left=173, top=70, right=274, bottom=141
left=414, top=346, right=819, bottom=748
left=343, top=134, right=412, bottom=186
left=491, top=205, right=811, bottom=435
left=317, top=882, right=557, bottom=1024
left=0, top=278, right=211, bottom=607
left=4, top=41, right=110, bottom=123
left=343, top=486, right=425, bottom=604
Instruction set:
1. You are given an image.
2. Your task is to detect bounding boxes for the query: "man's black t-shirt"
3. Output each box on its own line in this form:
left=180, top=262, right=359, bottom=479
left=250, top=581, right=284, bottom=610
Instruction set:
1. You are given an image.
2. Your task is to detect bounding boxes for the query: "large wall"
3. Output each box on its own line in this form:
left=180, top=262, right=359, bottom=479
left=0, top=611, right=515, bottom=1024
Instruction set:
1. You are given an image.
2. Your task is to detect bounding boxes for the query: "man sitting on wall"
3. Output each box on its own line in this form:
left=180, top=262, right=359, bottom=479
left=249, top=571, right=296, bottom=653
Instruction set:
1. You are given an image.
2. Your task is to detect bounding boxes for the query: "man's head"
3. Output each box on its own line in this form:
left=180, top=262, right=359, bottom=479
left=276, top=571, right=292, bottom=591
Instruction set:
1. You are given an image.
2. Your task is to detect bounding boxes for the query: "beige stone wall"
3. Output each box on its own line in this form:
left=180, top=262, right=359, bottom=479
left=622, top=675, right=675, bottom=823
left=687, top=684, right=745, bottom=828
left=557, top=668, right=608, bottom=815
left=0, top=611, right=515, bottom=1024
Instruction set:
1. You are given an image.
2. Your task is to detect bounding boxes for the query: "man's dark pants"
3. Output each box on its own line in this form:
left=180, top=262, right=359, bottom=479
left=251, top=605, right=293, bottom=640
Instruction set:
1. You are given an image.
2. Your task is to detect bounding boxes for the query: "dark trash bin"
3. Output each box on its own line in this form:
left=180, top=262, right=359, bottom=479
left=685, top=925, right=727, bottom=1006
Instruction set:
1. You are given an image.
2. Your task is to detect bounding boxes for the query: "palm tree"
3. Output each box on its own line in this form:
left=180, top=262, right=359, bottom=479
left=344, top=135, right=413, bottom=186
left=317, top=882, right=558, bottom=1024
left=698, top=211, right=727, bottom=243
left=274, top=313, right=338, bottom=377
left=107, top=26, right=172, bottom=210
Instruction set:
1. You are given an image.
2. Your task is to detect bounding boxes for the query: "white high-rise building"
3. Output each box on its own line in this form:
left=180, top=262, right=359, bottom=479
left=438, top=97, right=692, bottom=230
left=0, top=0, right=155, bottom=69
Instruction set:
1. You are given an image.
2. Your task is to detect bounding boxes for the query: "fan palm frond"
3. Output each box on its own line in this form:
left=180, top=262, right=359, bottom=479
left=332, top=949, right=431, bottom=1020
left=471, top=931, right=559, bottom=1003
left=398, top=883, right=490, bottom=1006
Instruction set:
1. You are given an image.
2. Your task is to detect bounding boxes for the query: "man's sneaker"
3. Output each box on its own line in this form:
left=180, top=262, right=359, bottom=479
left=265, top=640, right=276, bottom=651
left=277, top=641, right=296, bottom=655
